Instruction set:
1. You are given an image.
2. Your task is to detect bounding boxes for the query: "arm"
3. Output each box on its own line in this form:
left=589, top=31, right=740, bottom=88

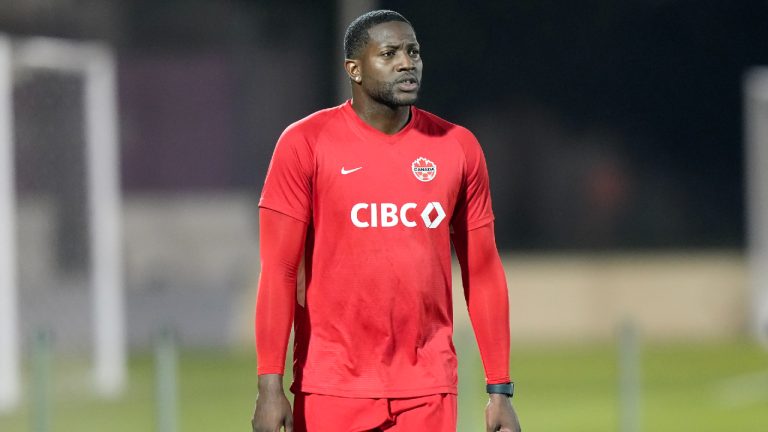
left=251, top=208, right=308, bottom=432
left=452, top=221, right=521, bottom=432
left=452, top=221, right=510, bottom=383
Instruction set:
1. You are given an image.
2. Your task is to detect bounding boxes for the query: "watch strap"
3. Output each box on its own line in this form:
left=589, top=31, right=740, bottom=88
left=486, top=382, right=514, bottom=397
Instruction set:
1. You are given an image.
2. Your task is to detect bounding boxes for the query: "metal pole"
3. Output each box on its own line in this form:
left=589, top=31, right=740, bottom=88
left=155, top=327, right=178, bottom=432
left=619, top=320, right=641, bottom=432
left=31, top=330, right=53, bottom=432
left=0, top=34, right=21, bottom=413
left=745, top=68, right=768, bottom=346
left=85, top=45, right=126, bottom=396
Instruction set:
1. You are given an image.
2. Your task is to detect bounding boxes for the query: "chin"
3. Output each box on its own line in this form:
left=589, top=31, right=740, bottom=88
left=394, top=93, right=419, bottom=106
left=373, top=90, right=419, bottom=108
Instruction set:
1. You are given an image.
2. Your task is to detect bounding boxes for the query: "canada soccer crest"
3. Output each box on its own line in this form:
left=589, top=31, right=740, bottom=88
left=412, top=157, right=437, bottom=182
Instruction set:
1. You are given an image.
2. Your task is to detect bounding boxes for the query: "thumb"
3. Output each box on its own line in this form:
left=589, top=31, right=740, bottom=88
left=284, top=415, right=294, bottom=432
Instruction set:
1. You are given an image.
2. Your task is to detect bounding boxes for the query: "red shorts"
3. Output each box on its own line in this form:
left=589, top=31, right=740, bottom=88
left=293, top=393, right=457, bottom=432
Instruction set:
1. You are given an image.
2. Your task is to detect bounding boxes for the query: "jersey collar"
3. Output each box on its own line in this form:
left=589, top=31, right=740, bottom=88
left=341, top=100, right=418, bottom=144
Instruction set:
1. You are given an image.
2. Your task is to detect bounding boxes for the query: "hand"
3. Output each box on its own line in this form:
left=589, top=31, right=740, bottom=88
left=251, top=374, right=293, bottom=432
left=485, top=394, right=521, bottom=432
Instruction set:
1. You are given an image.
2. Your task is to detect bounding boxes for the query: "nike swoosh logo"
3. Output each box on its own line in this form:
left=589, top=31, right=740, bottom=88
left=341, top=167, right=363, bottom=175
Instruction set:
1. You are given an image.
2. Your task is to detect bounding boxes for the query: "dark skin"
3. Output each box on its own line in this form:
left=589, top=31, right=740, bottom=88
left=345, top=21, right=422, bottom=134
left=251, top=209, right=305, bottom=432
left=251, top=373, right=293, bottom=432
left=251, top=20, right=521, bottom=432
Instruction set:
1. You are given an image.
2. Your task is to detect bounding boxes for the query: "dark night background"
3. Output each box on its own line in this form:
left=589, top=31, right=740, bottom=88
left=4, top=0, right=768, bottom=250
left=385, top=1, right=768, bottom=249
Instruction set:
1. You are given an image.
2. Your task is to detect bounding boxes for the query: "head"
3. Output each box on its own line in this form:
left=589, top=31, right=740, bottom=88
left=344, top=10, right=422, bottom=107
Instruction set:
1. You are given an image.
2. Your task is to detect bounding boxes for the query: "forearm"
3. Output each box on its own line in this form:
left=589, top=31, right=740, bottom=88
left=454, top=223, right=511, bottom=384
left=466, top=250, right=510, bottom=383
left=255, top=272, right=295, bottom=374
left=255, top=208, right=308, bottom=375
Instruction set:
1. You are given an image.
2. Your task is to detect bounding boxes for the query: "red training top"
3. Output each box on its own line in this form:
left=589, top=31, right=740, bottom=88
left=257, top=100, right=509, bottom=398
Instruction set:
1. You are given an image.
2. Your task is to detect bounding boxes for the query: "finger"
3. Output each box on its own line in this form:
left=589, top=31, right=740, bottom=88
left=285, top=416, right=294, bottom=432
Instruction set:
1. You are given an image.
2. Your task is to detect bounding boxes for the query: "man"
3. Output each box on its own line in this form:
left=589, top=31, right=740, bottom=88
left=251, top=9, right=521, bottom=432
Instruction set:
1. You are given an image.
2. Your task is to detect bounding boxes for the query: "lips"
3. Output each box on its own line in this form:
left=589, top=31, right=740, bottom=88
left=396, top=76, right=419, bottom=92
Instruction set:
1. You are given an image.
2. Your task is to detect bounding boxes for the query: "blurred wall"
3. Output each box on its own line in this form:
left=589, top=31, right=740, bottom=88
left=3, top=0, right=767, bottom=349
left=5, top=0, right=768, bottom=250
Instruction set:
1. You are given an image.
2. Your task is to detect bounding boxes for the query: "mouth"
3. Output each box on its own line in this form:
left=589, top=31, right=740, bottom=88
left=396, top=76, right=419, bottom=92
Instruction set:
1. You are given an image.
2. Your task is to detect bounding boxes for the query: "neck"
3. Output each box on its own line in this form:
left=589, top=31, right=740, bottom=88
left=350, top=96, right=412, bottom=135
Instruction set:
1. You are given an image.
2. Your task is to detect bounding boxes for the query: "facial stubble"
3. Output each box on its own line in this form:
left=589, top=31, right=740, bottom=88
left=367, top=78, right=420, bottom=107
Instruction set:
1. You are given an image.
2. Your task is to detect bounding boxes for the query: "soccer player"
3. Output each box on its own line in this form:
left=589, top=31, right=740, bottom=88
left=251, top=9, right=521, bottom=432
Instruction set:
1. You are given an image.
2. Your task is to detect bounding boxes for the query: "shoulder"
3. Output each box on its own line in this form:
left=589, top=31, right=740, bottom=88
left=269, top=106, right=344, bottom=171
left=414, top=108, right=486, bottom=172
left=413, top=107, right=481, bottom=151
left=280, top=104, right=345, bottom=143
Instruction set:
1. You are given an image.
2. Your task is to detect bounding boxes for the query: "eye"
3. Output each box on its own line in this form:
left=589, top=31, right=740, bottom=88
left=410, top=48, right=420, bottom=56
left=382, top=51, right=395, bottom=57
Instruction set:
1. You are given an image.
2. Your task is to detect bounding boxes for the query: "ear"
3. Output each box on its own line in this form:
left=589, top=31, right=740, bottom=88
left=345, top=59, right=362, bottom=83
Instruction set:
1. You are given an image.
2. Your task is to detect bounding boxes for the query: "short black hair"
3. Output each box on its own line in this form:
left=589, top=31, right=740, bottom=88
left=344, top=10, right=412, bottom=59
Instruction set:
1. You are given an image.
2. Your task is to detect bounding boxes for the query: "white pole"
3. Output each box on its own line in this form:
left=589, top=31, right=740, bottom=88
left=745, top=68, right=768, bottom=346
left=619, top=320, right=641, bottom=432
left=155, top=327, right=178, bottom=432
left=85, top=45, right=126, bottom=396
left=0, top=34, right=20, bottom=412
left=31, top=330, right=53, bottom=432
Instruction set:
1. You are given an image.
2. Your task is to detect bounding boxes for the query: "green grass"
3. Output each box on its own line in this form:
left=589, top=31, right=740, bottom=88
left=1, top=341, right=766, bottom=431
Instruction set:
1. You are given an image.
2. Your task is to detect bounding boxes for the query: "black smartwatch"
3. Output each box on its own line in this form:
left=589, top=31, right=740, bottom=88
left=486, top=382, right=514, bottom=397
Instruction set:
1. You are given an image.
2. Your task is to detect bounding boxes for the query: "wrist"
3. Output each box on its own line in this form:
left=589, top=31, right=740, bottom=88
left=257, top=373, right=284, bottom=393
left=488, top=393, right=511, bottom=403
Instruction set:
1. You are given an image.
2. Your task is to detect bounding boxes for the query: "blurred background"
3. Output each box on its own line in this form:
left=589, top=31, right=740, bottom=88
left=1, top=0, right=768, bottom=431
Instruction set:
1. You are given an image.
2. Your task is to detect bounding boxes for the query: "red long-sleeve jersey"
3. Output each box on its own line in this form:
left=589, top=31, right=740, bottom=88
left=256, top=101, right=510, bottom=398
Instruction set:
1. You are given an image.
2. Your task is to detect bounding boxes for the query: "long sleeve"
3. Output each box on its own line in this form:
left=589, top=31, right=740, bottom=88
left=452, top=221, right=511, bottom=384
left=255, top=207, right=308, bottom=375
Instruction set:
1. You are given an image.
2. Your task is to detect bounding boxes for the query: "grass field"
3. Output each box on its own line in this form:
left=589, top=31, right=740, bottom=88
left=1, top=340, right=767, bottom=431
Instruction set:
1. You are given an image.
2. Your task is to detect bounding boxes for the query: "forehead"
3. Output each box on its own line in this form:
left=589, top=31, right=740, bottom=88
left=366, top=21, right=418, bottom=47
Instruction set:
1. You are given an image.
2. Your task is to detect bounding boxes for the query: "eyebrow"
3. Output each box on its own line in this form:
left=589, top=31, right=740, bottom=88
left=379, top=42, right=419, bottom=49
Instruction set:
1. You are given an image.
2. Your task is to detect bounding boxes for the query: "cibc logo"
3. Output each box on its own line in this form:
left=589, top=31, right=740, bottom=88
left=351, top=202, right=446, bottom=228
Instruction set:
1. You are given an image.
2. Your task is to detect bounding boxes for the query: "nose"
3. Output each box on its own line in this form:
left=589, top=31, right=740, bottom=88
left=396, top=51, right=415, bottom=71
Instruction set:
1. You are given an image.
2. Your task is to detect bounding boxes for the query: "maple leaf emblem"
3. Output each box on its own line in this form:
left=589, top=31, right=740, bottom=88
left=412, top=157, right=437, bottom=182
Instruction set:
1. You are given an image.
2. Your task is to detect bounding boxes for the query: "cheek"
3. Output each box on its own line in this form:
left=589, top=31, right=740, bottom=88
left=368, top=65, right=389, bottom=80
left=365, top=79, right=391, bottom=95
left=365, top=72, right=388, bottom=88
